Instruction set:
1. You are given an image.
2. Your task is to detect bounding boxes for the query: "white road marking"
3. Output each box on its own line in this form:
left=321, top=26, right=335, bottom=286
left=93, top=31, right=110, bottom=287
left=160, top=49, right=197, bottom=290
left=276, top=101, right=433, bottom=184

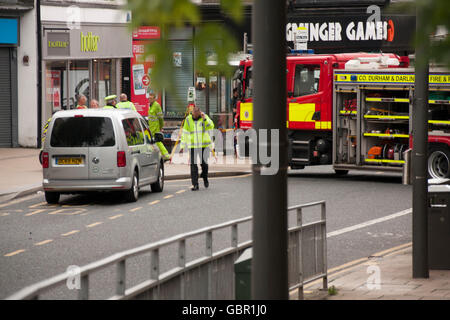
left=4, top=249, right=26, bottom=257
left=34, top=239, right=54, bottom=246
left=149, top=200, right=160, bottom=205
left=28, top=202, right=47, bottom=209
left=25, top=209, right=46, bottom=217
left=61, top=230, right=80, bottom=237
left=163, top=195, right=174, bottom=199
left=109, top=214, right=123, bottom=220
left=326, top=208, right=412, bottom=238
left=129, top=207, right=142, bottom=212
left=86, top=222, right=103, bottom=228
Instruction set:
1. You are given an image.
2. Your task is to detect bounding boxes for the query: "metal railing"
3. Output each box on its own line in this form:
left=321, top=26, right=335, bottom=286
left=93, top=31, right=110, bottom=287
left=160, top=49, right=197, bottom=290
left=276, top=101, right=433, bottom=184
left=7, top=201, right=327, bottom=300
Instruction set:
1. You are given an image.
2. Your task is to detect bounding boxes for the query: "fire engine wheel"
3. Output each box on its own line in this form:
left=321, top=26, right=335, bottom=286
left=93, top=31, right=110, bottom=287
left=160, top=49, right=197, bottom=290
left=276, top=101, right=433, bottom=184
left=334, top=169, right=349, bottom=176
left=428, top=146, right=450, bottom=179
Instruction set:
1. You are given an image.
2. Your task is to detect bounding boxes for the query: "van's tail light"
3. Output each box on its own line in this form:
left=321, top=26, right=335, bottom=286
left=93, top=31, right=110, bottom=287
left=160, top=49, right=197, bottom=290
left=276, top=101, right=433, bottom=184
left=42, top=152, right=49, bottom=168
left=117, top=151, right=126, bottom=167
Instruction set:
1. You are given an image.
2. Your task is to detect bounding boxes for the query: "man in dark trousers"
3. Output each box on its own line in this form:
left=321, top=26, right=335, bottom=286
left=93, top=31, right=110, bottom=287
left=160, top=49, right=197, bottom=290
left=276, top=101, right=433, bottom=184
left=180, top=106, right=215, bottom=191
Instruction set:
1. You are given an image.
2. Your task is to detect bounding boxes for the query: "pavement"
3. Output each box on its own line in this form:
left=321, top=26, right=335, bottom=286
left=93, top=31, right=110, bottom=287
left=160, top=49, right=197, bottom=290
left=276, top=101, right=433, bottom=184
left=300, top=243, right=450, bottom=300
left=0, top=147, right=252, bottom=204
left=2, top=148, right=449, bottom=301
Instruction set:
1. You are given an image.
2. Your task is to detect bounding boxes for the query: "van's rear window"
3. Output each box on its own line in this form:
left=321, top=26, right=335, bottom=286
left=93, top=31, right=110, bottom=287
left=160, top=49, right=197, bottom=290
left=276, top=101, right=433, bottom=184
left=50, top=117, right=115, bottom=147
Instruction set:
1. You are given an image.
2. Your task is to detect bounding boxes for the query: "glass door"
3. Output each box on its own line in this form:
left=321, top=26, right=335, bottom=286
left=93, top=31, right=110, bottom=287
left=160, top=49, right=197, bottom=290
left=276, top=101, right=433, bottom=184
left=92, top=59, right=116, bottom=107
left=69, top=60, right=90, bottom=109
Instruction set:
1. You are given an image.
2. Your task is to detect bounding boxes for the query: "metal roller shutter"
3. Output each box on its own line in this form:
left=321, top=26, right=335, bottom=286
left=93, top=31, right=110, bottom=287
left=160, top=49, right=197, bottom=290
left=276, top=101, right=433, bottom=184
left=165, top=40, right=194, bottom=118
left=0, top=48, right=12, bottom=147
left=194, top=40, right=220, bottom=115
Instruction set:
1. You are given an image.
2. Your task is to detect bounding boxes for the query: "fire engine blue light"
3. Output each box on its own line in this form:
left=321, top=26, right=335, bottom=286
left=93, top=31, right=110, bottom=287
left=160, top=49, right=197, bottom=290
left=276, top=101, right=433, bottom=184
left=290, top=49, right=314, bottom=54
left=351, top=75, right=357, bottom=81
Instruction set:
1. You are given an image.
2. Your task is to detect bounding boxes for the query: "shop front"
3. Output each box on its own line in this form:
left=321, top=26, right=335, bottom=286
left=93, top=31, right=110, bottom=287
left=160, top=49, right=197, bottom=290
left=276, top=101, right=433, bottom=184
left=0, top=17, right=19, bottom=147
left=130, top=26, right=235, bottom=130
left=42, top=23, right=132, bottom=120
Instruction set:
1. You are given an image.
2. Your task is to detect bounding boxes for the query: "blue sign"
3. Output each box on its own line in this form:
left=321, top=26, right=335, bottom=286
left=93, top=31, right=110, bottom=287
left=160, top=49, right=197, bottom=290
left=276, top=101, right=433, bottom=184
left=0, top=18, right=18, bottom=45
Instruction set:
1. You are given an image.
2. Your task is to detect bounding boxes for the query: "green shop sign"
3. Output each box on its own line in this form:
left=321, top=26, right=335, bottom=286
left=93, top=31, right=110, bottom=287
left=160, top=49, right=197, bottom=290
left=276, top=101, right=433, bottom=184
left=80, top=32, right=100, bottom=52
left=48, top=40, right=68, bottom=48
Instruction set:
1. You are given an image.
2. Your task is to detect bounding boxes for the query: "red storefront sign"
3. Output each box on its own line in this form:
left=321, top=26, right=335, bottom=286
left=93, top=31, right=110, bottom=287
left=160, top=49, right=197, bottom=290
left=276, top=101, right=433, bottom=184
left=131, top=27, right=162, bottom=116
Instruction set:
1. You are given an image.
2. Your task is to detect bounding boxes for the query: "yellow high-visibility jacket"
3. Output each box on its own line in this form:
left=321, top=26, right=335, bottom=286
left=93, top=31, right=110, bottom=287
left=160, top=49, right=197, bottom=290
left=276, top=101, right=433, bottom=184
left=181, top=114, right=214, bottom=149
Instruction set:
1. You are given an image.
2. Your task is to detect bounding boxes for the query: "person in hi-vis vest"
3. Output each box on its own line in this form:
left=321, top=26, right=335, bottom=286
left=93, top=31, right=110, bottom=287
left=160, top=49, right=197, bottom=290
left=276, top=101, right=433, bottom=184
left=116, top=93, right=137, bottom=111
left=147, top=93, right=170, bottom=161
left=180, top=106, right=214, bottom=191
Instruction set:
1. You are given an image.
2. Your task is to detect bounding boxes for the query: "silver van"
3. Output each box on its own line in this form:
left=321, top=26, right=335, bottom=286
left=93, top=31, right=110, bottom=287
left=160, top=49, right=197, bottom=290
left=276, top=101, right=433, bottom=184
left=41, top=109, right=164, bottom=204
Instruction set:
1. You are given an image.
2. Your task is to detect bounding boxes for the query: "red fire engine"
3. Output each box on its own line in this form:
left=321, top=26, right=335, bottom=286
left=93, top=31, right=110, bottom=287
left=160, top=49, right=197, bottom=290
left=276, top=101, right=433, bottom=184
left=234, top=52, right=408, bottom=169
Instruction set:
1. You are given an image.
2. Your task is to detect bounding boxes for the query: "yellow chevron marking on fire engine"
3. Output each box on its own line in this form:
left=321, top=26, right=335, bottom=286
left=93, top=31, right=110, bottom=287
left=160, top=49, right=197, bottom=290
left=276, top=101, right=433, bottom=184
left=363, top=133, right=410, bottom=138
left=429, top=120, right=450, bottom=125
left=364, top=115, right=410, bottom=120
left=289, top=103, right=315, bottom=122
left=365, top=159, right=405, bottom=164
left=429, top=100, right=450, bottom=104
left=366, top=97, right=410, bottom=103
left=240, top=103, right=253, bottom=121
left=315, top=121, right=332, bottom=130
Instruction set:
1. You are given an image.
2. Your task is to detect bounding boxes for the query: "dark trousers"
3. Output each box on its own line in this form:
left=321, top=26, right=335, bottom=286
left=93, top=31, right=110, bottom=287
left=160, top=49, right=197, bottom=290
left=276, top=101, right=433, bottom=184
left=190, top=147, right=209, bottom=186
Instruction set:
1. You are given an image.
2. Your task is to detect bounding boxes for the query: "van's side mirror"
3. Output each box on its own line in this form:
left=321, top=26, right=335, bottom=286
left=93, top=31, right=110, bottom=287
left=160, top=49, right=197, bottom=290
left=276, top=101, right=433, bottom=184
left=154, top=132, right=164, bottom=143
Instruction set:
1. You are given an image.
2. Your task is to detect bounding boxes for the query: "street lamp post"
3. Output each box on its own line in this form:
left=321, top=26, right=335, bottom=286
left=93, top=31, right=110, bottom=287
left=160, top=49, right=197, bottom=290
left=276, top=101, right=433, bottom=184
left=412, top=3, right=429, bottom=279
left=251, top=0, right=288, bottom=299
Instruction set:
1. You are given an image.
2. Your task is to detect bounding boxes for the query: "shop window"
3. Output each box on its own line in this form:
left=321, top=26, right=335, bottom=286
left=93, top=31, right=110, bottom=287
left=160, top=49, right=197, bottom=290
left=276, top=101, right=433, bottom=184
left=69, top=60, right=90, bottom=109
left=45, top=61, right=67, bottom=112
left=93, top=59, right=116, bottom=106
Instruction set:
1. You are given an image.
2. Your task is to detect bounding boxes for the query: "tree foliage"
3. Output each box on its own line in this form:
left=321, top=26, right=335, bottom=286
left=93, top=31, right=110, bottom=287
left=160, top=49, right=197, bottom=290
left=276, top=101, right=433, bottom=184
left=127, top=0, right=243, bottom=106
left=389, top=0, right=450, bottom=68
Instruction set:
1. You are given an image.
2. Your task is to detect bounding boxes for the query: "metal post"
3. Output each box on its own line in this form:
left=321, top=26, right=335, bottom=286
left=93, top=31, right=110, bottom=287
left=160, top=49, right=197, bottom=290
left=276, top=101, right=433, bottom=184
left=251, top=0, right=288, bottom=299
left=178, top=240, right=186, bottom=300
left=78, top=275, right=89, bottom=300
left=296, top=208, right=304, bottom=300
left=151, top=249, right=160, bottom=299
left=412, top=4, right=429, bottom=279
left=231, top=224, right=238, bottom=248
left=116, top=260, right=126, bottom=297
left=321, top=202, right=328, bottom=290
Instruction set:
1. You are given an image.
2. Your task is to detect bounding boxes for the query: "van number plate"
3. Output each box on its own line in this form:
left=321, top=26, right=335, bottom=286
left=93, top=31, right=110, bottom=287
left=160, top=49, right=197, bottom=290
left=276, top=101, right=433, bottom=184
left=56, top=157, right=83, bottom=165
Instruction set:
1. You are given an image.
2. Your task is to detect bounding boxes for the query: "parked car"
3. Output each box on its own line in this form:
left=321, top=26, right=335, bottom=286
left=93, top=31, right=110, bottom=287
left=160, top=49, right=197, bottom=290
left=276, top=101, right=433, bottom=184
left=41, top=109, right=164, bottom=204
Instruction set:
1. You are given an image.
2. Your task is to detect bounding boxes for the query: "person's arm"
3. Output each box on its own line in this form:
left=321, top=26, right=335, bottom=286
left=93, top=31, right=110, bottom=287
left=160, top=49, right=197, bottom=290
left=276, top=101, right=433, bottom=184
left=202, top=113, right=214, bottom=130
left=131, top=102, right=137, bottom=112
left=157, top=104, right=164, bottom=131
left=180, top=118, right=190, bottom=150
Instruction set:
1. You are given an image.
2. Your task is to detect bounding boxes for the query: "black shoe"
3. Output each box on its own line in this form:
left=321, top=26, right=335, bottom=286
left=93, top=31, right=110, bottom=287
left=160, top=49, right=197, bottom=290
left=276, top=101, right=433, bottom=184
left=204, top=179, right=209, bottom=188
left=191, top=185, right=199, bottom=191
